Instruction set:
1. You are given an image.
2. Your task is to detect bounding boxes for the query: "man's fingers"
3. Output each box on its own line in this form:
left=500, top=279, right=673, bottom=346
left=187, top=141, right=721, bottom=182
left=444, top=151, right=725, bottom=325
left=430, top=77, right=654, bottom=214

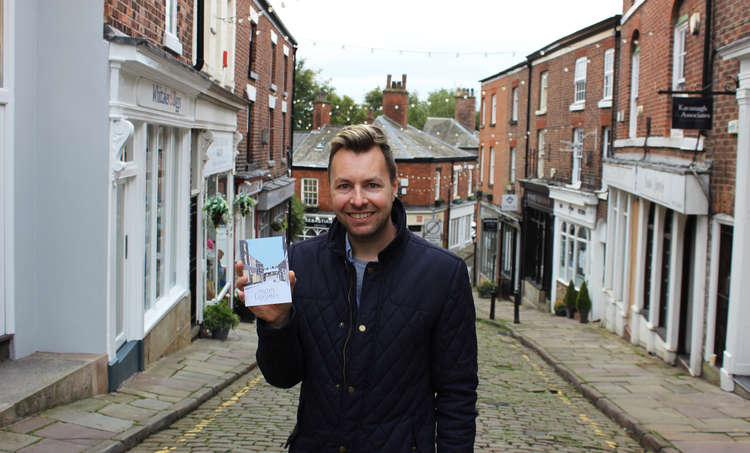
left=235, top=261, right=244, bottom=274
left=289, top=271, right=296, bottom=293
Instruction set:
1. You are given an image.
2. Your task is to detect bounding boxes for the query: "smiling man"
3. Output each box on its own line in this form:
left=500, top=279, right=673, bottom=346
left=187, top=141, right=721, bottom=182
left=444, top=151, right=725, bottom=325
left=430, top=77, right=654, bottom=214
left=236, top=124, right=478, bottom=452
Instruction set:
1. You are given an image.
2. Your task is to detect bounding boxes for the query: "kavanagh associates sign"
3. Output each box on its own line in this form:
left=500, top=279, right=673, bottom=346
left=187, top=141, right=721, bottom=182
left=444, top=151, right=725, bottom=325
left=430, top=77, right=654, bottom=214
left=672, top=97, right=713, bottom=130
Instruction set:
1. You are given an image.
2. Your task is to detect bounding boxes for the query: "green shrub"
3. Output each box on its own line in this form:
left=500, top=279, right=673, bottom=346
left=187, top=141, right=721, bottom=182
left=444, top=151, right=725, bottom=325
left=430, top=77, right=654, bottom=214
left=564, top=281, right=578, bottom=309
left=203, top=298, right=240, bottom=332
left=477, top=280, right=498, bottom=298
left=576, top=281, right=592, bottom=313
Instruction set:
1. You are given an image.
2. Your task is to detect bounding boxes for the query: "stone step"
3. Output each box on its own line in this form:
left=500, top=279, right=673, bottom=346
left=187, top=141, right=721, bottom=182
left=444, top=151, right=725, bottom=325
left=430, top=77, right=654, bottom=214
left=0, top=352, right=107, bottom=427
left=734, top=375, right=750, bottom=401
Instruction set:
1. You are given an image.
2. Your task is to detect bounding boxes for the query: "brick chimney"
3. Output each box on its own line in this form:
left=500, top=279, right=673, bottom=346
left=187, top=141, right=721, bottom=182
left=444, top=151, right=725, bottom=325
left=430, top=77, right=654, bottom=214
left=365, top=110, right=374, bottom=125
left=382, top=74, right=409, bottom=128
left=454, top=88, right=476, bottom=131
left=312, top=90, right=331, bottom=130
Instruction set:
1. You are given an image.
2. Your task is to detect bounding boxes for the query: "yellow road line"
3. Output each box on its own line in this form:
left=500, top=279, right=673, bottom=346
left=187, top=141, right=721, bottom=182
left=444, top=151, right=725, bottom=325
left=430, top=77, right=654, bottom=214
left=153, top=374, right=264, bottom=453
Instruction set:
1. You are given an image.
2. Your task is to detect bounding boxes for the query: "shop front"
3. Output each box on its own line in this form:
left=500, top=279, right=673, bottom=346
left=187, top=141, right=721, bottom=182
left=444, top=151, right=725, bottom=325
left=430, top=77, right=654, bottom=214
left=520, top=181, right=554, bottom=310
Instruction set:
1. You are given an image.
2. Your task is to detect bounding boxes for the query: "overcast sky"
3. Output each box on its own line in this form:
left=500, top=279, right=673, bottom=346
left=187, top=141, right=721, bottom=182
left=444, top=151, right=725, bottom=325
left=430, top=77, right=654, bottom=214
left=266, top=0, right=623, bottom=104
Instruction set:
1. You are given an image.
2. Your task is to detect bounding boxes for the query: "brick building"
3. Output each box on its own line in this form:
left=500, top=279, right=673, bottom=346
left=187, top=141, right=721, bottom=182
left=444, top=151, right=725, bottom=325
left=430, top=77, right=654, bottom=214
left=233, top=0, right=297, bottom=243
left=292, top=75, right=478, bottom=272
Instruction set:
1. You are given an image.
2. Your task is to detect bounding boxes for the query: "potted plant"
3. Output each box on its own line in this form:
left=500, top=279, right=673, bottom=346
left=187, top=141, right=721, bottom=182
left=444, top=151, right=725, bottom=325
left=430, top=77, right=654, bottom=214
left=477, top=280, right=498, bottom=299
left=475, top=189, right=483, bottom=199
left=233, top=193, right=256, bottom=217
left=202, top=296, right=240, bottom=340
left=553, top=300, right=567, bottom=317
left=204, top=194, right=229, bottom=226
left=563, top=281, right=578, bottom=319
left=576, top=281, right=592, bottom=324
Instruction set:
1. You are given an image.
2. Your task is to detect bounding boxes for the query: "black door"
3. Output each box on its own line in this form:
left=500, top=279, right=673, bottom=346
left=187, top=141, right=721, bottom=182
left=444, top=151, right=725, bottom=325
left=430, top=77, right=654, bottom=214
left=190, top=195, right=198, bottom=325
left=678, top=215, right=696, bottom=356
left=714, top=224, right=733, bottom=366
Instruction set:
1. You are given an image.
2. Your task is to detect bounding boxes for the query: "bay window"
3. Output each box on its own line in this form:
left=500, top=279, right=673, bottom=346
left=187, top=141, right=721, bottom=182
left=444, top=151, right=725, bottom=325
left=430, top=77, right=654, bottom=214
left=558, top=222, right=589, bottom=286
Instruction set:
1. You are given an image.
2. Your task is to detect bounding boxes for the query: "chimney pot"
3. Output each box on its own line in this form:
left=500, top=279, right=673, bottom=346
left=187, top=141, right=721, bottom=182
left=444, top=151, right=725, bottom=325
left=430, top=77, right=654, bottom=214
left=401, top=74, right=407, bottom=89
left=386, top=74, right=392, bottom=88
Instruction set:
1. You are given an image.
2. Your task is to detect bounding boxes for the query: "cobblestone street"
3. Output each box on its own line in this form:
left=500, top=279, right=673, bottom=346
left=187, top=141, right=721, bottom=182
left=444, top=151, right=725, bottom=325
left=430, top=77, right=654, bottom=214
left=129, top=321, right=643, bottom=452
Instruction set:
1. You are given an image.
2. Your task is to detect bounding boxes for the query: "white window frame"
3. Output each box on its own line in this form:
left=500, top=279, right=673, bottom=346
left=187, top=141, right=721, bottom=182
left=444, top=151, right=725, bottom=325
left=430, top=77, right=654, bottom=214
left=571, top=57, right=587, bottom=109
left=571, top=128, right=584, bottom=186
left=452, top=170, right=459, bottom=200
left=479, top=146, right=484, bottom=183
left=629, top=48, right=640, bottom=138
left=434, top=169, right=441, bottom=201
left=467, top=167, right=473, bottom=198
left=601, top=49, right=614, bottom=104
left=0, top=0, right=13, bottom=338
left=558, top=221, right=590, bottom=287
left=672, top=21, right=688, bottom=91
left=491, top=94, right=497, bottom=125
left=302, top=178, right=318, bottom=207
left=602, top=126, right=611, bottom=159
left=163, top=0, right=183, bottom=55
left=142, top=125, right=190, bottom=333
left=480, top=97, right=485, bottom=127
left=489, top=147, right=495, bottom=186
left=511, top=87, right=519, bottom=122
left=537, top=129, right=545, bottom=178
left=509, top=147, right=516, bottom=183
left=538, top=71, right=548, bottom=114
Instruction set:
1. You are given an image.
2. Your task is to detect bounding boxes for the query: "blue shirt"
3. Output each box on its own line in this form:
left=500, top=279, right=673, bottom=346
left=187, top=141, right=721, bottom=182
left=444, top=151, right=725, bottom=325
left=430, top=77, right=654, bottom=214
left=345, top=234, right=368, bottom=308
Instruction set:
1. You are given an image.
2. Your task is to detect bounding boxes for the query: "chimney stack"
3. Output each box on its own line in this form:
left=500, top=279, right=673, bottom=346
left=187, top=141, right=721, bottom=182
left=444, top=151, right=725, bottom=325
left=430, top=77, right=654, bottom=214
left=312, top=90, right=331, bottom=130
left=365, top=110, right=374, bottom=125
left=454, top=87, right=476, bottom=131
left=382, top=73, right=409, bottom=128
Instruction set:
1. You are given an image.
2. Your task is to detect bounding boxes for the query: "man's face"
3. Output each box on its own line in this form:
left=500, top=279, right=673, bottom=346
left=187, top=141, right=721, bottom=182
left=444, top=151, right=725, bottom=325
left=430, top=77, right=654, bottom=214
left=329, top=146, right=398, bottom=242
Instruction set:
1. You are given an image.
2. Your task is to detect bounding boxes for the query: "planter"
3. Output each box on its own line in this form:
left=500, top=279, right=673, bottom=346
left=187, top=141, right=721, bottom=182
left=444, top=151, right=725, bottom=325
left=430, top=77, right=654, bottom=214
left=211, top=326, right=231, bottom=341
left=579, top=310, right=590, bottom=324
left=566, top=308, right=576, bottom=319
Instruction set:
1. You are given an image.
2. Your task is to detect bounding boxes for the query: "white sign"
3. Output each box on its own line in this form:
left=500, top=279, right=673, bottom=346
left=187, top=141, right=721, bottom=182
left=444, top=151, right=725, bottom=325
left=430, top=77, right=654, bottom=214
left=204, top=132, right=235, bottom=176
left=423, top=219, right=443, bottom=246
left=137, top=79, right=185, bottom=115
left=501, top=194, right=518, bottom=211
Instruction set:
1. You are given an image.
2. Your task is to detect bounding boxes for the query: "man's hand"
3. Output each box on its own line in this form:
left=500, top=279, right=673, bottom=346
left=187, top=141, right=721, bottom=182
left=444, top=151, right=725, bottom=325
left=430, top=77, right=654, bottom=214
left=235, top=261, right=294, bottom=328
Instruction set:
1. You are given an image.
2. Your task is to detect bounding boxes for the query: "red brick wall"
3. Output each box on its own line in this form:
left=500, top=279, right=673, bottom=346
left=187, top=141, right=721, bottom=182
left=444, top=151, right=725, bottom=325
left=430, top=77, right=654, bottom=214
left=313, top=102, right=331, bottom=130
left=454, top=90, right=476, bottom=131
left=293, top=168, right=331, bottom=210
left=234, top=0, right=295, bottom=179
left=383, top=90, right=409, bottom=128
left=529, top=34, right=616, bottom=191
left=104, top=0, right=193, bottom=65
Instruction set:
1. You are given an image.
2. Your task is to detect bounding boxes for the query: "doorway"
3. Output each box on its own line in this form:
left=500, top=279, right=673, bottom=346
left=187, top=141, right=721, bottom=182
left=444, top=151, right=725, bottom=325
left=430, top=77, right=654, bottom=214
left=714, top=224, right=733, bottom=366
left=678, top=215, right=696, bottom=357
left=189, top=194, right=198, bottom=325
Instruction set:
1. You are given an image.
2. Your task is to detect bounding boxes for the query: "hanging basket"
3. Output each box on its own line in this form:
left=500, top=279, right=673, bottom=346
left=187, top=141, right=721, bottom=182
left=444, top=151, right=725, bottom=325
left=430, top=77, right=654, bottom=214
left=234, top=193, right=257, bottom=217
left=204, top=195, right=229, bottom=226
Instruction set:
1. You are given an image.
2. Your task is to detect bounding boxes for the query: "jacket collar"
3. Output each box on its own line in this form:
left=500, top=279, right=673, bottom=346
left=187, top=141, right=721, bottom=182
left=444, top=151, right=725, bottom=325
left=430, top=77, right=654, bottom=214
left=327, top=198, right=409, bottom=261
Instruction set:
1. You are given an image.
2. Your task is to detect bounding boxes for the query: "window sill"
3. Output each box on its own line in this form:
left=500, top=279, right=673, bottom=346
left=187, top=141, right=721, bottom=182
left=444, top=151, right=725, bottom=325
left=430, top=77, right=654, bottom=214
left=163, top=31, right=183, bottom=56
left=249, top=71, right=260, bottom=81
left=569, top=102, right=585, bottom=112
left=508, top=120, right=518, bottom=126
left=535, top=109, right=547, bottom=116
left=270, top=84, right=278, bottom=93
left=598, top=98, right=613, bottom=109
left=144, top=286, right=189, bottom=334
left=283, top=92, right=289, bottom=99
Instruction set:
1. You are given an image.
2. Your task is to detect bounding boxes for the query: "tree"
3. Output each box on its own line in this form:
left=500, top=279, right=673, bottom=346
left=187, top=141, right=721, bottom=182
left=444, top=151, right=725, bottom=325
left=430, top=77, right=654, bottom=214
left=407, top=92, right=428, bottom=129
left=289, top=194, right=305, bottom=242
left=363, top=87, right=383, bottom=116
left=328, top=92, right=368, bottom=126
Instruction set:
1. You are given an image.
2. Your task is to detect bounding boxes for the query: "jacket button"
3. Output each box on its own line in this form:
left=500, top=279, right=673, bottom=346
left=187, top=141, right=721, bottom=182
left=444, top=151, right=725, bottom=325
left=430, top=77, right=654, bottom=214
left=339, top=322, right=345, bottom=328
left=358, top=324, right=366, bottom=333
left=339, top=446, right=346, bottom=453
left=348, top=386, right=355, bottom=393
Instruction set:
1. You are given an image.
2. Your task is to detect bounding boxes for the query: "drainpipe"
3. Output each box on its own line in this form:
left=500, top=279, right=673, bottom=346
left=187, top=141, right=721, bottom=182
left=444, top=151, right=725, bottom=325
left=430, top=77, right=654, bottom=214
left=193, top=0, right=205, bottom=71
left=287, top=48, right=297, bottom=245
left=702, top=0, right=713, bottom=95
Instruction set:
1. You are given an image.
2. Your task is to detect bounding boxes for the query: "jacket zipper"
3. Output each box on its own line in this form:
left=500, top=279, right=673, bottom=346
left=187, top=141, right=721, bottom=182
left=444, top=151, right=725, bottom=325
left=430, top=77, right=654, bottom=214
left=342, top=259, right=355, bottom=387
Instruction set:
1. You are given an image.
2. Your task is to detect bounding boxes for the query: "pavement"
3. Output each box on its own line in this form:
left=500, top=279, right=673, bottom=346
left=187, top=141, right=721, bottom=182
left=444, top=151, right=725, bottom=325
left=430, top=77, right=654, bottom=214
left=0, top=292, right=748, bottom=452
left=0, top=324, right=258, bottom=453
left=477, top=294, right=750, bottom=453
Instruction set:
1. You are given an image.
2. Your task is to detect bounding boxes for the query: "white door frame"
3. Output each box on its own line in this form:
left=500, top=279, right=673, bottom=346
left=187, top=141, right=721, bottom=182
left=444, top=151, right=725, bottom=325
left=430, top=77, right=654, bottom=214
left=629, top=48, right=640, bottom=138
left=0, top=0, right=15, bottom=339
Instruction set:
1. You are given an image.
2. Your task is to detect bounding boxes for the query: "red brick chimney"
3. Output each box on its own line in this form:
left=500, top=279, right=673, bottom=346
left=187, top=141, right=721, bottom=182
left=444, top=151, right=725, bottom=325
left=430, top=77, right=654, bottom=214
left=382, top=74, right=408, bottom=128
left=365, top=110, right=374, bottom=125
left=454, top=88, right=476, bottom=131
left=312, top=90, right=331, bottom=130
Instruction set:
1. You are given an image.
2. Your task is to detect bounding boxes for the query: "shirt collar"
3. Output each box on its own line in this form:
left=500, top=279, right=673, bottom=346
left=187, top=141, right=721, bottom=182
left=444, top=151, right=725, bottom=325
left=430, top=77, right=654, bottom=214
left=345, top=233, right=354, bottom=262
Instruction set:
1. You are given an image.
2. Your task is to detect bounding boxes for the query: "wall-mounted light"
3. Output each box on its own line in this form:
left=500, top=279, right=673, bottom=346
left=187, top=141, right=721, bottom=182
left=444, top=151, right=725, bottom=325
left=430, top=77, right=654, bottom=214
left=690, top=13, right=701, bottom=35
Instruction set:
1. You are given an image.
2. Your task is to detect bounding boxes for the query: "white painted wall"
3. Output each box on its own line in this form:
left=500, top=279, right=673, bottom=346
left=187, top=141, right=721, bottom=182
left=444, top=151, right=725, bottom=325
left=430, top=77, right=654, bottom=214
left=13, top=0, right=109, bottom=357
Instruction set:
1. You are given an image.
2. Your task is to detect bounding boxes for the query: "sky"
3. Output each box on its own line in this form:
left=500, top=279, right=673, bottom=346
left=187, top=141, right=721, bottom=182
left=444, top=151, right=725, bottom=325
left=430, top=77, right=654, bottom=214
left=246, top=237, right=285, bottom=266
left=266, top=0, right=624, bottom=104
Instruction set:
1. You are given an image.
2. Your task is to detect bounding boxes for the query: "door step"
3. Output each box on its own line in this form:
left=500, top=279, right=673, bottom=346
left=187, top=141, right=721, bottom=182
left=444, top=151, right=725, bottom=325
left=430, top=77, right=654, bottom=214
left=0, top=352, right=107, bottom=427
left=734, top=375, right=750, bottom=401
left=0, top=334, right=12, bottom=362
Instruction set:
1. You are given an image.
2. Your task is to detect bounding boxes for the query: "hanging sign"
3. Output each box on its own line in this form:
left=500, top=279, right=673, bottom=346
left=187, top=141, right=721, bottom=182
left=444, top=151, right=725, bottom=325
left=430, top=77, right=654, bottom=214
left=482, top=218, right=498, bottom=232
left=204, top=132, right=235, bottom=176
left=501, top=194, right=518, bottom=211
left=672, top=97, right=713, bottom=130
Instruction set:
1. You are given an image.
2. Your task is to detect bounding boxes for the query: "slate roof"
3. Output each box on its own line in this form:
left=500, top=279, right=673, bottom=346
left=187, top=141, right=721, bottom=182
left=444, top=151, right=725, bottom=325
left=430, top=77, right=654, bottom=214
left=293, top=130, right=311, bottom=152
left=422, top=117, right=479, bottom=151
left=293, top=115, right=476, bottom=168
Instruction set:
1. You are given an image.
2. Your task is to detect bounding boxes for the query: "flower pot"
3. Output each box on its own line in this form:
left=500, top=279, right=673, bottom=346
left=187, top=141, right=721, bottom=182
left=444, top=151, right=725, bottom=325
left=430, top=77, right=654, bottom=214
left=566, top=307, right=576, bottom=319
left=211, top=326, right=231, bottom=341
left=579, top=310, right=590, bottom=324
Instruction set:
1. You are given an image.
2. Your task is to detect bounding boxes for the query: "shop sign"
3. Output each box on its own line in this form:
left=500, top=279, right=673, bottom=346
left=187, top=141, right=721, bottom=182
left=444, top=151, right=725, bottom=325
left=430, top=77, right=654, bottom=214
left=482, top=218, right=498, bottom=232
left=137, top=79, right=185, bottom=115
left=204, top=132, right=235, bottom=176
left=501, top=194, right=518, bottom=211
left=672, top=97, right=712, bottom=130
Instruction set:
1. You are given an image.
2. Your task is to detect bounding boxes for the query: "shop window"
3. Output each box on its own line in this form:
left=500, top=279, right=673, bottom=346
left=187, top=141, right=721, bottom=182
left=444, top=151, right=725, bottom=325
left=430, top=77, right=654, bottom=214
left=144, top=125, right=185, bottom=310
left=558, top=222, right=589, bottom=286
left=642, top=202, right=655, bottom=320
left=302, top=178, right=318, bottom=207
left=205, top=173, right=229, bottom=302
left=658, top=210, right=674, bottom=333
left=500, top=225, right=514, bottom=278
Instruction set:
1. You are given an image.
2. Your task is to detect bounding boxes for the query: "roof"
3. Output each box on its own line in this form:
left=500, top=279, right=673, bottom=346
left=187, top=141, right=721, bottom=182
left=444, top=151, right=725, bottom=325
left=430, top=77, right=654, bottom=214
left=293, top=130, right=311, bottom=152
left=422, top=117, right=479, bottom=150
left=292, top=116, right=477, bottom=168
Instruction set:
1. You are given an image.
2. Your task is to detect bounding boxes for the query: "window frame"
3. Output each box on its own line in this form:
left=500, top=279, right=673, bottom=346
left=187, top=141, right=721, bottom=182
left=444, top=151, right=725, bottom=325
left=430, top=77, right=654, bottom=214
left=302, top=178, right=318, bottom=207
left=571, top=127, right=584, bottom=185
left=491, top=94, right=497, bottom=125
left=511, top=87, right=519, bottom=122
left=538, top=71, right=548, bottom=113
left=509, top=147, right=516, bottom=183
left=573, top=57, right=587, bottom=105
left=489, top=146, right=495, bottom=186
left=163, top=0, right=183, bottom=55
left=602, top=49, right=614, bottom=100
left=672, top=21, right=688, bottom=90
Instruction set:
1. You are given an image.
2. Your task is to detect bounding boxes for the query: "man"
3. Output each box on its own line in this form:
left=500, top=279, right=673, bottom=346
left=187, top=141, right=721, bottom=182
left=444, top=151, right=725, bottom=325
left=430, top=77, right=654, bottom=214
left=236, top=124, right=477, bottom=452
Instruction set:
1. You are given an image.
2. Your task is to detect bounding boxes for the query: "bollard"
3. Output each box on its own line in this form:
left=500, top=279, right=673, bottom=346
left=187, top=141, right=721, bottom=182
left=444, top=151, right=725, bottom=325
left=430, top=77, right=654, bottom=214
left=513, top=290, right=520, bottom=324
left=489, top=288, right=497, bottom=320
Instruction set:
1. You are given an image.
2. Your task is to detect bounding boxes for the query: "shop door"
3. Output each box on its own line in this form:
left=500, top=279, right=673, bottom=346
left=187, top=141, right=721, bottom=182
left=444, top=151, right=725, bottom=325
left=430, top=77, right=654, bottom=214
left=189, top=195, right=198, bottom=325
left=678, top=216, right=696, bottom=356
left=113, top=174, right=134, bottom=352
left=714, top=224, right=733, bottom=366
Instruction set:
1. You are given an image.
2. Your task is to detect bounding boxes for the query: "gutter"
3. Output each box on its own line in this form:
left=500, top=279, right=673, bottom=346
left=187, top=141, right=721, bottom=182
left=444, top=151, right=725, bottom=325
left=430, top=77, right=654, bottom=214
left=193, top=0, right=204, bottom=71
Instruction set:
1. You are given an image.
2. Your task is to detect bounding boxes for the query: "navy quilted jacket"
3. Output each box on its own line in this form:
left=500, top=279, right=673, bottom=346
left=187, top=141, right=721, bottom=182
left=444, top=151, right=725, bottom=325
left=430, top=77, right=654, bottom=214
left=256, top=199, right=478, bottom=452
